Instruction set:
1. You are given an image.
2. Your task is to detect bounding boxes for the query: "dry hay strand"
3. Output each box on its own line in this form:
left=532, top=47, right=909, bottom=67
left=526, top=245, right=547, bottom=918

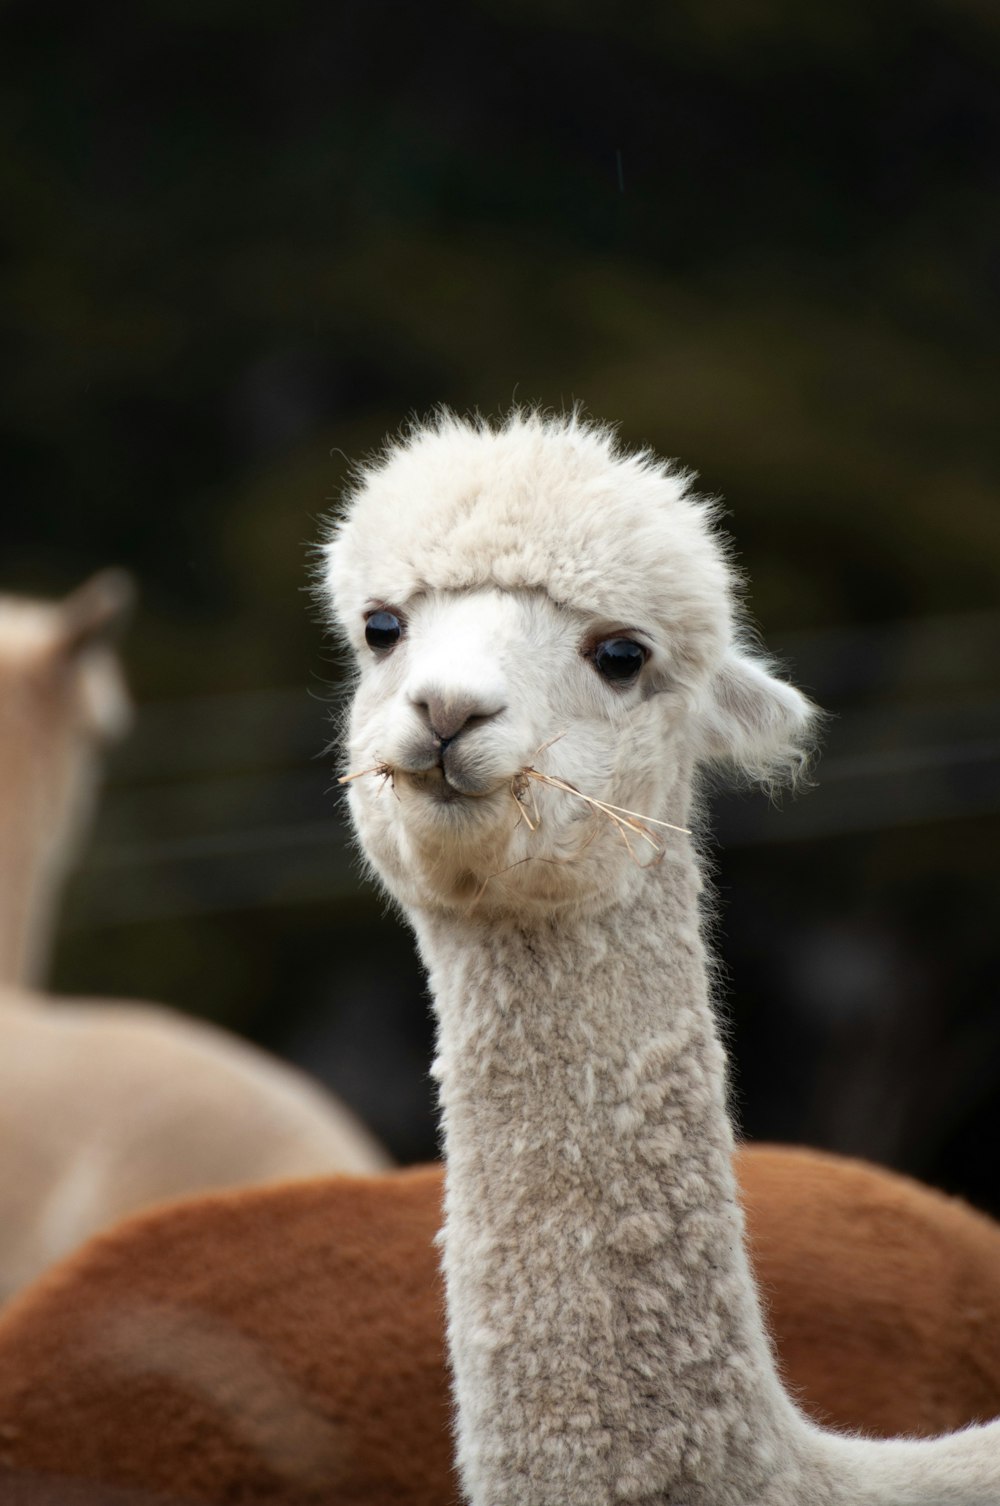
left=513, top=768, right=690, bottom=862
left=338, top=762, right=393, bottom=786
left=337, top=758, right=689, bottom=867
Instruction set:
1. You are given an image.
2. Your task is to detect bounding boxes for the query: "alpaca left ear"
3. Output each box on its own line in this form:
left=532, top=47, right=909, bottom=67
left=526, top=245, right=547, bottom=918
left=695, top=648, right=818, bottom=787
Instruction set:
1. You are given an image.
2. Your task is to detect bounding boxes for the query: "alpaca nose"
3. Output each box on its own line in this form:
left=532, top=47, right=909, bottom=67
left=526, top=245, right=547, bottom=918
left=411, top=689, right=506, bottom=744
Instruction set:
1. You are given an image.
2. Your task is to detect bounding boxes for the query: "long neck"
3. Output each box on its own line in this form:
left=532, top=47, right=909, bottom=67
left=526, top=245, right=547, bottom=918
left=416, top=839, right=1000, bottom=1506
left=416, top=838, right=809, bottom=1505
left=0, top=796, right=57, bottom=989
left=0, top=736, right=92, bottom=992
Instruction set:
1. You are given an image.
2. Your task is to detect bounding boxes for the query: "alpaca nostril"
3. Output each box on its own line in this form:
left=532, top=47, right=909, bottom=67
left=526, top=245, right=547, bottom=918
left=411, top=691, right=506, bottom=744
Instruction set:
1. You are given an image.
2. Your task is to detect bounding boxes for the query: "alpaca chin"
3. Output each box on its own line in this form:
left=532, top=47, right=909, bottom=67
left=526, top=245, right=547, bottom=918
left=348, top=771, right=653, bottom=919
left=351, top=783, right=514, bottom=912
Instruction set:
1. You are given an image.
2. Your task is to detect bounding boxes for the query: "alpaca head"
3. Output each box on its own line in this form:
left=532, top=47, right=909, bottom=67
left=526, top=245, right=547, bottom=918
left=322, top=412, right=815, bottom=917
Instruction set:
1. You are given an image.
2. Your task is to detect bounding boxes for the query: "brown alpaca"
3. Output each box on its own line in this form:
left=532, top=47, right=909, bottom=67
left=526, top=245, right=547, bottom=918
left=1, top=1146, right=999, bottom=1504
left=0, top=575, right=388, bottom=1303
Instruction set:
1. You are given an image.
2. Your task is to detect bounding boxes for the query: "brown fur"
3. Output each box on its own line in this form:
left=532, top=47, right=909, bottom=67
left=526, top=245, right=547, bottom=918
left=1, top=1145, right=999, bottom=1504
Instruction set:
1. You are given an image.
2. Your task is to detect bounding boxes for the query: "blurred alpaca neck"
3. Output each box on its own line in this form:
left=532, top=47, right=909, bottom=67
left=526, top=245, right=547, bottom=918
left=0, top=744, right=93, bottom=991
left=0, top=804, right=55, bottom=988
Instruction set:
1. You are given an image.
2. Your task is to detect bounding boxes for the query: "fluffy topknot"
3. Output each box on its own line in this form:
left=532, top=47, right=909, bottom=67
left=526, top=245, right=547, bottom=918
left=323, top=408, right=737, bottom=699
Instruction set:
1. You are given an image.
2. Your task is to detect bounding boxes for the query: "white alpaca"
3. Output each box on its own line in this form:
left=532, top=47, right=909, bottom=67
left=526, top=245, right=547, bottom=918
left=0, top=574, right=387, bottom=1302
left=324, top=409, right=1000, bottom=1506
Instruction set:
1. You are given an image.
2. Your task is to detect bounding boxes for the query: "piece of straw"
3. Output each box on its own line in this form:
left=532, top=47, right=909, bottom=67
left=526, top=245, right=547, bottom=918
left=337, top=757, right=689, bottom=863
left=511, top=788, right=538, bottom=831
left=338, top=762, right=392, bottom=785
left=521, top=768, right=690, bottom=848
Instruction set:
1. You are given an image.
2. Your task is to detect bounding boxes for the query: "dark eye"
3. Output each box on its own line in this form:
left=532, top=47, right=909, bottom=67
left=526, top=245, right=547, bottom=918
left=365, top=610, right=403, bottom=651
left=592, top=638, right=647, bottom=684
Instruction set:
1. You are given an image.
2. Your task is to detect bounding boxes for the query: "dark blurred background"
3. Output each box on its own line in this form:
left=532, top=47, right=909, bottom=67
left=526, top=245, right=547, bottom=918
left=3, top=0, right=999, bottom=1202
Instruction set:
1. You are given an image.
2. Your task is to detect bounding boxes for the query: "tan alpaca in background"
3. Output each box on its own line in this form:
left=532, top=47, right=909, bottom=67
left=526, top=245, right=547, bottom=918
left=0, top=573, right=387, bottom=1303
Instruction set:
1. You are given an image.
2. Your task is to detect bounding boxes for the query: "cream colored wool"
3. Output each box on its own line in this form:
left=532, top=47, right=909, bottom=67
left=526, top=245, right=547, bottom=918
left=325, top=409, right=1000, bottom=1505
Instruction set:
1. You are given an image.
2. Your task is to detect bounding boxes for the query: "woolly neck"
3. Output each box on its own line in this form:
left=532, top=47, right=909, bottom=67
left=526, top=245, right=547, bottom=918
left=0, top=800, right=55, bottom=989
left=413, top=839, right=1000, bottom=1506
left=0, top=734, right=96, bottom=992
left=415, top=837, right=805, bottom=1505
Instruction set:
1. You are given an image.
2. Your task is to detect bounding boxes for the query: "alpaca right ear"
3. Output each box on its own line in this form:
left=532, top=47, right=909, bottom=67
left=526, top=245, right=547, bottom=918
left=695, top=647, right=819, bottom=788
left=50, top=571, right=135, bottom=741
left=56, top=570, right=136, bottom=658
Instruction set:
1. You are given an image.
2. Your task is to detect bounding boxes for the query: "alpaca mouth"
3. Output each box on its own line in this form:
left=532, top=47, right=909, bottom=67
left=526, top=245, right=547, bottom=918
left=402, top=765, right=500, bottom=804
left=415, top=768, right=467, bottom=802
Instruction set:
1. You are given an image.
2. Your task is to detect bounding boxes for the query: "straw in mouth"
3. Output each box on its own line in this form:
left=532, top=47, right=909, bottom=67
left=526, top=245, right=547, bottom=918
left=512, top=767, right=690, bottom=863
left=338, top=762, right=393, bottom=786
left=338, top=757, right=689, bottom=865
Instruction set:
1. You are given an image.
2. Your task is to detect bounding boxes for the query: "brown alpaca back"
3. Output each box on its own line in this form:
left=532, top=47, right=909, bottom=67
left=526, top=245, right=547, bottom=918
left=2, top=1145, right=999, bottom=1505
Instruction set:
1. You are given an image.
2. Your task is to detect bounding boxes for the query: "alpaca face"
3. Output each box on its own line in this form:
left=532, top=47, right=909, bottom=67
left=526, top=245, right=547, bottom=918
left=343, top=584, right=696, bottom=915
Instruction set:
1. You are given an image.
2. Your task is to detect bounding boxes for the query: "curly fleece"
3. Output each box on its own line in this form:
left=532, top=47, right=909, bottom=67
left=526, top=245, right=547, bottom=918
left=324, top=409, right=734, bottom=701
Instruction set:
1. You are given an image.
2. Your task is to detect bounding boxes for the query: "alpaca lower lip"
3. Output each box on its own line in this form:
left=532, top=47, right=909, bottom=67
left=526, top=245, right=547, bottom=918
left=402, top=767, right=497, bottom=802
